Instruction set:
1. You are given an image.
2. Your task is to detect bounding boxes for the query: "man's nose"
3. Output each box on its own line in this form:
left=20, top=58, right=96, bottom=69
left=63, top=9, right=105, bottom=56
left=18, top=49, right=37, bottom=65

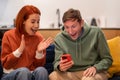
left=68, top=28, right=73, bottom=34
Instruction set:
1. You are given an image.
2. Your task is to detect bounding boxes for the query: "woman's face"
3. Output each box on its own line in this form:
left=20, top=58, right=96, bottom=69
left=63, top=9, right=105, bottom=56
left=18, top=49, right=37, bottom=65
left=23, top=13, right=40, bottom=35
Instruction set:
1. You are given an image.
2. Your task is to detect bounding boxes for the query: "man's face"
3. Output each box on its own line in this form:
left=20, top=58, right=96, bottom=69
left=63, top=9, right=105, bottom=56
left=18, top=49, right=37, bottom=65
left=64, top=19, right=83, bottom=40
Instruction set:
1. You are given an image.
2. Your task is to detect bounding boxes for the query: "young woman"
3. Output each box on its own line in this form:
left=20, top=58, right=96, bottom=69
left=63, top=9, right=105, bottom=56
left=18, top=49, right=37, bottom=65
left=1, top=5, right=53, bottom=80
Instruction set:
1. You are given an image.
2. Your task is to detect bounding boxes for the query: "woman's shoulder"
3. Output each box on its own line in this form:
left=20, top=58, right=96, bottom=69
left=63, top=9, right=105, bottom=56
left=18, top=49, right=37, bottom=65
left=4, top=28, right=16, bottom=36
left=2, top=28, right=18, bottom=43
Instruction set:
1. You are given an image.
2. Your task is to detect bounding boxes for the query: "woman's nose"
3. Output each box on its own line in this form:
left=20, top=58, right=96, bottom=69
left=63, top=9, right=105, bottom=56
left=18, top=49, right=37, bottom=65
left=34, top=23, right=39, bottom=28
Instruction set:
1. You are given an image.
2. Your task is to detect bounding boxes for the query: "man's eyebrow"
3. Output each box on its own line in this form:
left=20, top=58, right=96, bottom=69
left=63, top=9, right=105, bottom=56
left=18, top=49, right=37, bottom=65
left=72, top=23, right=77, bottom=26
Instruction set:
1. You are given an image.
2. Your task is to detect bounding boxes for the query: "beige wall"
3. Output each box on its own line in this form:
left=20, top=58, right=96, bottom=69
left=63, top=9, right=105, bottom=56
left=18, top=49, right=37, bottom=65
left=1, top=0, right=120, bottom=28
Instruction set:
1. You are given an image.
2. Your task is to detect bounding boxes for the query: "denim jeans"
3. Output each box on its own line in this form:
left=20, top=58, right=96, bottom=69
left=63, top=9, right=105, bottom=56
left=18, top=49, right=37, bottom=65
left=1, top=67, right=48, bottom=80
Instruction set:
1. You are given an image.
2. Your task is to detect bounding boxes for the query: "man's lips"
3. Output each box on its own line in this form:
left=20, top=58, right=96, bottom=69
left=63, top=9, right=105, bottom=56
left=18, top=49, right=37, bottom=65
left=70, top=33, right=77, bottom=37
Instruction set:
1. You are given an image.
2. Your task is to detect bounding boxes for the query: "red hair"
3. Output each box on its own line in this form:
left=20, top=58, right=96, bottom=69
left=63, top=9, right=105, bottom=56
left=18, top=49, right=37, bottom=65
left=15, top=5, right=41, bottom=34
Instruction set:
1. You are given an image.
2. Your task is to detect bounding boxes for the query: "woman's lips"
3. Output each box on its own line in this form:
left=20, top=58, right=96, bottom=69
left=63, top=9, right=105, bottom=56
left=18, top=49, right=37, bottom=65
left=31, top=28, right=38, bottom=33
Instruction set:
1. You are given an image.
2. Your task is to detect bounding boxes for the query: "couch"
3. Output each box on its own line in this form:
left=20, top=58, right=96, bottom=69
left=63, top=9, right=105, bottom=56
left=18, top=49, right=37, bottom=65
left=0, top=39, right=120, bottom=80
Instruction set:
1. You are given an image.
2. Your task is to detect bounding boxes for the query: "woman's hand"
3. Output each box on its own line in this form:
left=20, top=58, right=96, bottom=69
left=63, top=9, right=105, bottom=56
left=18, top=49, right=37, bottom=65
left=83, top=66, right=96, bottom=77
left=18, top=35, right=25, bottom=53
left=37, top=37, right=53, bottom=53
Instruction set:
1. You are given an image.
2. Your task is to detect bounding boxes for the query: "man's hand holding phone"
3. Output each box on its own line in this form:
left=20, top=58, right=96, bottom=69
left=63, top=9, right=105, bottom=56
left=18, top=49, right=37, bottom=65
left=62, top=54, right=72, bottom=62
left=59, top=54, right=74, bottom=72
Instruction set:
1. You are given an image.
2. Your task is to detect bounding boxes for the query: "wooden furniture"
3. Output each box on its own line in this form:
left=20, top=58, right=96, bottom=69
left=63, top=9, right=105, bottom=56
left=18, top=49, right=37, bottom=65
left=39, top=28, right=120, bottom=40
left=39, top=28, right=60, bottom=39
left=0, top=28, right=120, bottom=42
left=102, top=28, right=120, bottom=40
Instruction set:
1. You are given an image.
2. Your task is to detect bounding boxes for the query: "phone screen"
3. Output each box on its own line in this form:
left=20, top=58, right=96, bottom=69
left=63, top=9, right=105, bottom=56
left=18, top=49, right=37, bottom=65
left=62, top=56, right=67, bottom=60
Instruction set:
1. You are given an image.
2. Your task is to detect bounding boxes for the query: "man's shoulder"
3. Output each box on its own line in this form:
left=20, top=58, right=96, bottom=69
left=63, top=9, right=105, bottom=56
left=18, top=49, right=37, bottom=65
left=89, top=26, right=102, bottom=33
left=55, top=32, right=62, bottom=38
left=54, top=32, right=64, bottom=41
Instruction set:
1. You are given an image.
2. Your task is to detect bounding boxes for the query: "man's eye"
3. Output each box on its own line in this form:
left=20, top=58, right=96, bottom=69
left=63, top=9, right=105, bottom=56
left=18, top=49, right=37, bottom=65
left=72, top=26, right=76, bottom=28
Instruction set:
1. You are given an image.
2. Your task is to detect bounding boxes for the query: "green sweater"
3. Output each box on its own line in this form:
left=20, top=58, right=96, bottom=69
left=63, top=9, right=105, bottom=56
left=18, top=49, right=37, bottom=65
left=53, top=23, right=113, bottom=72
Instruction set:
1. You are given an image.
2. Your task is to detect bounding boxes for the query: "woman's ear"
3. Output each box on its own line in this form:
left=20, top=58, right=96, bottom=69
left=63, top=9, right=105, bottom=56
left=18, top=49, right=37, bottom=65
left=23, top=21, right=25, bottom=24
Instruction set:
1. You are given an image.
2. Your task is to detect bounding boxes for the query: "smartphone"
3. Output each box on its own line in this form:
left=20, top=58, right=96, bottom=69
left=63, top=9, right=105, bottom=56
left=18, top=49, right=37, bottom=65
left=62, top=54, right=72, bottom=61
left=62, top=56, right=67, bottom=60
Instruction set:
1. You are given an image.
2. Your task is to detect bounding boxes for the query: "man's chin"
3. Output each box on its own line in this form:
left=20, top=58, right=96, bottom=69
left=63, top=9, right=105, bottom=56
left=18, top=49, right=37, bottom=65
left=71, top=37, right=77, bottom=40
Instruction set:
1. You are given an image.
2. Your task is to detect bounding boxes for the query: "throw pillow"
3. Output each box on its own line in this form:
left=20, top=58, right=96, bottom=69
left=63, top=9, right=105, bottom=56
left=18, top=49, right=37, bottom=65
left=107, top=36, right=120, bottom=77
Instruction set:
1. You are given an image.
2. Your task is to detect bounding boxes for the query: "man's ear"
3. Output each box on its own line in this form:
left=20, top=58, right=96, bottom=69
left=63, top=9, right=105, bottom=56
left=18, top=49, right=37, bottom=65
left=80, top=19, right=84, bottom=27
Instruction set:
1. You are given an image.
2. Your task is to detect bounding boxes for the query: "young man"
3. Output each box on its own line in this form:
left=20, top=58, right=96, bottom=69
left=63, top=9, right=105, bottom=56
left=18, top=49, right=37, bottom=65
left=49, top=8, right=112, bottom=80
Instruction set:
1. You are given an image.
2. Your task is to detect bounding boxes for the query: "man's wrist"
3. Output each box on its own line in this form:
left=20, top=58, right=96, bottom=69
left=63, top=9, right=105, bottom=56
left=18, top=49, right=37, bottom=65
left=57, top=65, right=64, bottom=72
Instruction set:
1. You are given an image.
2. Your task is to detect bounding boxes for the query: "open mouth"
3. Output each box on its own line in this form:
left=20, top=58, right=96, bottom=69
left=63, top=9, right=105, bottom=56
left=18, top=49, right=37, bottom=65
left=31, top=28, right=38, bottom=33
left=70, top=33, right=78, bottom=40
left=71, top=33, right=77, bottom=37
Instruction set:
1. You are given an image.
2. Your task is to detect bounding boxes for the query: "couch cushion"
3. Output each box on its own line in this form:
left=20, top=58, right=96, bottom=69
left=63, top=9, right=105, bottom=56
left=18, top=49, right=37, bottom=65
left=44, top=44, right=55, bottom=74
left=0, top=61, right=3, bottom=79
left=107, top=36, right=120, bottom=77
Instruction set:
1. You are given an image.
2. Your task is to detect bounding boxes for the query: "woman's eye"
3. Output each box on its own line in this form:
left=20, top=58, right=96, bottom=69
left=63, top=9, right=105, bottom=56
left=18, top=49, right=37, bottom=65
left=37, top=21, right=39, bottom=23
left=31, top=21, right=35, bottom=23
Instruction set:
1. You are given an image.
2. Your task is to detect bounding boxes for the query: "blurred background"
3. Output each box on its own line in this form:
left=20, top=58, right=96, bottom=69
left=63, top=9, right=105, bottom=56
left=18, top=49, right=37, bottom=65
left=0, top=0, right=120, bottom=29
